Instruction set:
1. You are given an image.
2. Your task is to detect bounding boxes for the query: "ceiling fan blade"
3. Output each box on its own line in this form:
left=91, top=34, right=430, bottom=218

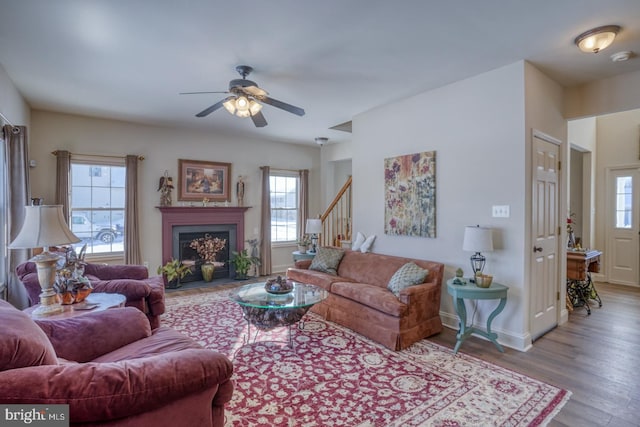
left=260, top=96, right=305, bottom=116
left=195, top=97, right=230, bottom=117
left=251, top=111, right=268, bottom=127
left=242, top=85, right=268, bottom=97
left=180, top=91, right=229, bottom=95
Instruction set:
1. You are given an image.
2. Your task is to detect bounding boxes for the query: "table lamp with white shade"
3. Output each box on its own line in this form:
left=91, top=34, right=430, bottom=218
left=462, top=225, right=494, bottom=280
left=306, top=219, right=322, bottom=254
left=9, top=205, right=81, bottom=316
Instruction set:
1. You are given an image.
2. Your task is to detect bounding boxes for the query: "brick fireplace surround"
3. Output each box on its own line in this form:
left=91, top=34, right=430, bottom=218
left=158, top=206, right=250, bottom=265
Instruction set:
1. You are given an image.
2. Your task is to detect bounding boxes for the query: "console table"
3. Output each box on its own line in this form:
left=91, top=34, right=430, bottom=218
left=292, top=251, right=315, bottom=262
left=446, top=279, right=509, bottom=354
left=566, top=250, right=602, bottom=315
left=24, top=293, right=126, bottom=320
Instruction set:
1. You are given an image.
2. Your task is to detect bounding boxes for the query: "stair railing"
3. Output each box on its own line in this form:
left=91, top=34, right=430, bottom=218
left=318, top=176, right=352, bottom=247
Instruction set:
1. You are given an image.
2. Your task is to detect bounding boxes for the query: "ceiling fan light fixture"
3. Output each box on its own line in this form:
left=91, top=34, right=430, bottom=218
left=575, top=25, right=620, bottom=53
left=248, top=99, right=262, bottom=115
left=236, top=109, right=251, bottom=118
left=223, top=98, right=236, bottom=115
left=236, top=96, right=249, bottom=111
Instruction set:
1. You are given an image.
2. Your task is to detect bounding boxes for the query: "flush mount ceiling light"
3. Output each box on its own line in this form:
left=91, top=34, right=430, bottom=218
left=574, top=25, right=621, bottom=53
left=315, top=137, right=328, bottom=146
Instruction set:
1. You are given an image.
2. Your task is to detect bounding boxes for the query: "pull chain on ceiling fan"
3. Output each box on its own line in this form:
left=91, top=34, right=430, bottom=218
left=180, top=65, right=305, bottom=128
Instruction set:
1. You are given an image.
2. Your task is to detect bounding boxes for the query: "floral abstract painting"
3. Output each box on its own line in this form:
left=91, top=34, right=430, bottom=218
left=384, top=151, right=436, bottom=237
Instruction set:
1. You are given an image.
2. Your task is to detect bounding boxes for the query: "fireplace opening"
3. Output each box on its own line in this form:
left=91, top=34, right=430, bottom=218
left=172, top=224, right=237, bottom=282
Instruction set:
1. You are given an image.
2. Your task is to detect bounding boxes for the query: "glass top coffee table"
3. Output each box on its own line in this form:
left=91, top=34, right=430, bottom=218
left=230, top=281, right=327, bottom=347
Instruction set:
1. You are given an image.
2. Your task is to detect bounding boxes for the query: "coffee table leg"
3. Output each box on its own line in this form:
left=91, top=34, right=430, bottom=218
left=288, top=324, right=294, bottom=348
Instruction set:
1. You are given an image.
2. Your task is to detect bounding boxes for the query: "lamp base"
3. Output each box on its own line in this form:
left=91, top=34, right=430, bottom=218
left=31, top=251, right=64, bottom=317
left=31, top=300, right=63, bottom=317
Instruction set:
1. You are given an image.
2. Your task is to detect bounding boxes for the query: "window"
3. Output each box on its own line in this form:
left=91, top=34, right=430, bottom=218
left=70, top=160, right=125, bottom=256
left=615, top=176, right=632, bottom=229
left=270, top=173, right=299, bottom=242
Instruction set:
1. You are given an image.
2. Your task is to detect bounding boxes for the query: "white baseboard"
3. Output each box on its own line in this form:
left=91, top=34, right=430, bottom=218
left=440, top=311, right=532, bottom=352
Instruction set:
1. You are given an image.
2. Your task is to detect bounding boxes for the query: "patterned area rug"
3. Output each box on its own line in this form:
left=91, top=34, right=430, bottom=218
left=163, top=289, right=570, bottom=427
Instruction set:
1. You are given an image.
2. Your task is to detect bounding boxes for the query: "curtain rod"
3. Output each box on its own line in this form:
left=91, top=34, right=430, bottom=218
left=51, top=150, right=145, bottom=161
left=0, top=112, right=14, bottom=126
left=260, top=166, right=306, bottom=173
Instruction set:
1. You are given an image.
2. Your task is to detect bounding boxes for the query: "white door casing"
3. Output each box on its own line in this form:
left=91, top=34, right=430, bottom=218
left=531, top=131, right=560, bottom=340
left=606, top=167, right=639, bottom=286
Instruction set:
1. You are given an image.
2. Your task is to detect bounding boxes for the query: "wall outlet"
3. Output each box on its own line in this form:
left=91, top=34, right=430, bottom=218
left=492, top=205, right=510, bottom=218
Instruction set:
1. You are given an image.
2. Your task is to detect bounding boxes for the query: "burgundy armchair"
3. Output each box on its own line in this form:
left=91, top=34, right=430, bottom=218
left=0, top=299, right=234, bottom=426
left=16, top=261, right=165, bottom=328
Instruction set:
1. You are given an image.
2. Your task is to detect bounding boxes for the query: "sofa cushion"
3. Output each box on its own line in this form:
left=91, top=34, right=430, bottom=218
left=331, top=282, right=408, bottom=317
left=36, top=307, right=152, bottom=362
left=360, top=234, right=376, bottom=253
left=309, top=247, right=345, bottom=276
left=387, top=262, right=429, bottom=297
left=0, top=300, right=58, bottom=371
left=287, top=268, right=349, bottom=291
left=351, top=232, right=366, bottom=251
left=92, top=326, right=204, bottom=363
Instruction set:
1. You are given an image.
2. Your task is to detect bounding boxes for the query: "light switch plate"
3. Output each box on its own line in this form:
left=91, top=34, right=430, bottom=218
left=492, top=205, right=510, bottom=218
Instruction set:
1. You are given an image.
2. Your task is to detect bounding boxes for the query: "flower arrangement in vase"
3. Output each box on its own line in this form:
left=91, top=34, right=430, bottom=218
left=567, top=212, right=576, bottom=249
left=189, top=234, right=227, bottom=281
left=297, top=235, right=311, bottom=254
left=54, top=245, right=92, bottom=304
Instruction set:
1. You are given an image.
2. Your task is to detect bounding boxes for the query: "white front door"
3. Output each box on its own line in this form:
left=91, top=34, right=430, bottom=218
left=606, top=168, right=639, bottom=286
left=531, top=132, right=560, bottom=340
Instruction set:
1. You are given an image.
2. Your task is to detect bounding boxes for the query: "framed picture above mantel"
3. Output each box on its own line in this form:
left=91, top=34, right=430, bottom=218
left=178, top=159, right=232, bottom=202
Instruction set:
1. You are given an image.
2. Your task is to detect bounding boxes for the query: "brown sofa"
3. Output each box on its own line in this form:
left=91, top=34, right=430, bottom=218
left=0, top=299, right=233, bottom=426
left=17, top=261, right=165, bottom=329
left=287, top=249, right=444, bottom=350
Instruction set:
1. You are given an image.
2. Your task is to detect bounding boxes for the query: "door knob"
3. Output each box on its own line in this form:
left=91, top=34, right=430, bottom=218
left=533, top=246, right=543, bottom=252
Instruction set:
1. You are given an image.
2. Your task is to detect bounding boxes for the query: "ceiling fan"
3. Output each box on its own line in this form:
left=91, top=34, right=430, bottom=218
left=180, top=65, right=305, bottom=128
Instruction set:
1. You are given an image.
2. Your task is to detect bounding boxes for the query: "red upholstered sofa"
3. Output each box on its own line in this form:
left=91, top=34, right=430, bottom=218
left=0, top=299, right=233, bottom=427
left=287, top=249, right=444, bottom=350
left=17, top=262, right=165, bottom=329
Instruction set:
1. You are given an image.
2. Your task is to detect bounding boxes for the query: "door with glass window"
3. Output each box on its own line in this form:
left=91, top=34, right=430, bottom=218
left=606, top=168, right=639, bottom=286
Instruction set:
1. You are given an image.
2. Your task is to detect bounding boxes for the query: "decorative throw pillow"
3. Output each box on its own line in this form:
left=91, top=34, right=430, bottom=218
left=387, top=262, right=429, bottom=297
left=360, top=234, right=376, bottom=253
left=351, top=232, right=366, bottom=251
left=309, top=247, right=345, bottom=276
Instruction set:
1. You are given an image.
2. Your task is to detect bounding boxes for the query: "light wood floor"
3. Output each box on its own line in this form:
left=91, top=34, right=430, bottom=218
left=430, top=282, right=640, bottom=427
left=165, top=280, right=640, bottom=426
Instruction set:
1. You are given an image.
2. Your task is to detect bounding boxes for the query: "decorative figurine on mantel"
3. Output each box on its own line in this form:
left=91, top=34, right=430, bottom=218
left=158, top=170, right=174, bottom=207
left=236, top=176, right=245, bottom=206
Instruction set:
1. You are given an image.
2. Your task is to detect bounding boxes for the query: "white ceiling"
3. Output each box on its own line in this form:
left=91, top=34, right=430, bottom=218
left=0, top=0, right=639, bottom=145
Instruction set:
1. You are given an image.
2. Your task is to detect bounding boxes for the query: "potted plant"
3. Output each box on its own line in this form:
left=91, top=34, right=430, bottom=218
left=230, top=249, right=261, bottom=280
left=157, top=259, right=191, bottom=289
left=297, top=235, right=311, bottom=254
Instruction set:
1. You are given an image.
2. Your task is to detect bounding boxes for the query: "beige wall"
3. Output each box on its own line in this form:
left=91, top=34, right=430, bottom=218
left=565, top=70, right=640, bottom=119
left=354, top=61, right=533, bottom=349
left=29, top=110, right=321, bottom=273
left=0, top=64, right=32, bottom=308
left=594, top=109, right=640, bottom=271
left=568, top=117, right=597, bottom=249
left=0, top=64, right=30, bottom=127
